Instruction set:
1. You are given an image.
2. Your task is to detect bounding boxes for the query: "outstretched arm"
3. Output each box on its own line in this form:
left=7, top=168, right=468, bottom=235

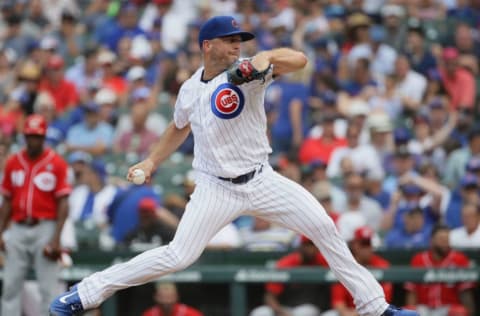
left=251, top=48, right=308, bottom=77
left=264, top=292, right=292, bottom=316
left=127, top=122, right=191, bottom=183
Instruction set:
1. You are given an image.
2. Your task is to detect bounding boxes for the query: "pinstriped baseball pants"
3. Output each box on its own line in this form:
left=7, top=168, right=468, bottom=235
left=77, top=165, right=388, bottom=316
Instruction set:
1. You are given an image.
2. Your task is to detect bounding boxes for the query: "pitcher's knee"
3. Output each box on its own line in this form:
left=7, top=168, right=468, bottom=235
left=164, top=244, right=201, bottom=271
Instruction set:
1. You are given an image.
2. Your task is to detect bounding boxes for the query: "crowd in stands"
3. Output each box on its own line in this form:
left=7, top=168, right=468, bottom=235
left=0, top=0, right=479, bottom=257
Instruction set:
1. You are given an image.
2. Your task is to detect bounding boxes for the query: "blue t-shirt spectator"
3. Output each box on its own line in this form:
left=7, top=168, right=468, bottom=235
left=405, top=50, right=437, bottom=77
left=386, top=204, right=432, bottom=248
left=269, top=81, right=310, bottom=153
left=46, top=118, right=69, bottom=148
left=384, top=226, right=431, bottom=248
left=107, top=184, right=161, bottom=242
left=367, top=190, right=391, bottom=210
left=445, top=174, right=479, bottom=228
left=393, top=200, right=438, bottom=230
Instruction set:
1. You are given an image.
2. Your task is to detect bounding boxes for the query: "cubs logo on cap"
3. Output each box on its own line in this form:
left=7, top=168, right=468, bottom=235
left=211, top=83, right=245, bottom=119
left=24, top=114, right=47, bottom=136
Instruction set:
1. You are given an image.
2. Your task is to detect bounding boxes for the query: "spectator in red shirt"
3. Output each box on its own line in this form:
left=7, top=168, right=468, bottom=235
left=142, top=282, right=203, bottom=316
left=439, top=47, right=476, bottom=110
left=325, top=226, right=392, bottom=316
left=250, top=236, right=328, bottom=316
left=299, top=113, right=347, bottom=165
left=97, top=50, right=127, bottom=97
left=39, top=54, right=79, bottom=114
left=404, top=224, right=475, bottom=316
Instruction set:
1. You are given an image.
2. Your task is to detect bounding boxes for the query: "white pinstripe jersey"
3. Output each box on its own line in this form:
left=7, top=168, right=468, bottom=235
left=174, top=66, right=274, bottom=178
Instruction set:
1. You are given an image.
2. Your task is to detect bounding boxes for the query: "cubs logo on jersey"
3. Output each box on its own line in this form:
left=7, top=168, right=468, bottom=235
left=210, top=83, right=245, bottom=119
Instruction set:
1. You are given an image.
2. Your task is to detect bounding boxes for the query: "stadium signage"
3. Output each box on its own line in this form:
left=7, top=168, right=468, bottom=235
left=234, top=269, right=290, bottom=282
left=423, top=269, right=478, bottom=283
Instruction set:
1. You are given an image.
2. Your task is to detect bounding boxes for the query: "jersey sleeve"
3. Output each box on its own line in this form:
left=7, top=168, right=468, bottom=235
left=54, top=156, right=72, bottom=197
left=173, top=84, right=192, bottom=129
left=0, top=156, right=14, bottom=197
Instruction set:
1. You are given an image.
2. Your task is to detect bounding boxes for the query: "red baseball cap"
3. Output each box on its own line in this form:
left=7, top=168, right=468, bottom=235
left=138, top=197, right=157, bottom=213
left=23, top=114, right=47, bottom=136
left=300, top=235, right=314, bottom=245
left=46, top=54, right=65, bottom=69
left=353, top=226, right=374, bottom=242
left=442, top=47, right=459, bottom=60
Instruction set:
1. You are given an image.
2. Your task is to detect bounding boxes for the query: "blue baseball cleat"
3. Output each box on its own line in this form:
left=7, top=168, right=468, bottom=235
left=382, top=305, right=419, bottom=316
left=49, top=285, right=84, bottom=316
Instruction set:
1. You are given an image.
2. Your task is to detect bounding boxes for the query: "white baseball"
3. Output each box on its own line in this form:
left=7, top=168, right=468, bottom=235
left=131, top=169, right=146, bottom=185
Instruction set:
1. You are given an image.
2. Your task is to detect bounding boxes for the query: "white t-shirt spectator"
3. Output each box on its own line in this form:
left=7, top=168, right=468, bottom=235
left=333, top=197, right=383, bottom=231
left=68, top=184, right=117, bottom=226
left=394, top=70, right=427, bottom=103
left=449, top=225, right=480, bottom=249
left=327, top=145, right=384, bottom=179
left=207, top=223, right=242, bottom=249
left=348, top=43, right=397, bottom=77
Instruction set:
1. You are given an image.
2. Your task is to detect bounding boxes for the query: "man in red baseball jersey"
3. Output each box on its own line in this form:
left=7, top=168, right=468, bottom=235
left=404, top=224, right=475, bottom=316
left=250, top=236, right=329, bottom=316
left=327, top=226, right=393, bottom=316
left=141, top=282, right=203, bottom=316
left=0, top=114, right=72, bottom=316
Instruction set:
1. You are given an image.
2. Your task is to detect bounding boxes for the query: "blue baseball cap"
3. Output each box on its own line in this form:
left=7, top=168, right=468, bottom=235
left=83, top=101, right=100, bottom=113
left=400, top=184, right=423, bottom=195
left=131, top=86, right=151, bottom=102
left=320, top=90, right=337, bottom=105
left=89, top=160, right=107, bottom=182
left=310, top=159, right=328, bottom=169
left=427, top=69, right=442, bottom=82
left=402, top=202, right=423, bottom=214
left=393, top=128, right=411, bottom=144
left=428, top=98, right=444, bottom=109
left=460, top=173, right=478, bottom=188
left=68, top=151, right=92, bottom=164
left=369, top=25, right=386, bottom=42
left=467, top=157, right=480, bottom=172
left=198, top=16, right=255, bottom=48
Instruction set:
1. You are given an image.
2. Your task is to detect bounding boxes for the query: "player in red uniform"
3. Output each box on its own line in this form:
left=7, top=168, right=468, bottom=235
left=141, top=282, right=203, bottom=316
left=250, top=236, right=329, bottom=316
left=404, top=225, right=475, bottom=316
left=0, top=114, right=72, bottom=316
left=328, top=226, right=393, bottom=316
